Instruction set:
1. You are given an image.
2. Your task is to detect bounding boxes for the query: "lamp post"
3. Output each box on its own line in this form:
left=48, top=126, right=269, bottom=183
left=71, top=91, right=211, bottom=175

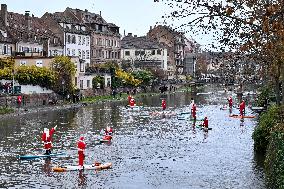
left=12, top=68, right=15, bottom=94
left=62, top=79, right=65, bottom=99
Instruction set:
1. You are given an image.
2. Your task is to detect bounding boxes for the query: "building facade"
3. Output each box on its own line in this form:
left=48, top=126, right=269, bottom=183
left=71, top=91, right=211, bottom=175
left=121, top=34, right=167, bottom=72
left=147, top=25, right=186, bottom=79
left=65, top=8, right=121, bottom=66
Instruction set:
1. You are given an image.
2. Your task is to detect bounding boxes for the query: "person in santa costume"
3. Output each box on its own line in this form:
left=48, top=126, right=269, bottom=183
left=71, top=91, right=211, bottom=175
left=42, top=125, right=57, bottom=155
left=78, top=136, right=86, bottom=168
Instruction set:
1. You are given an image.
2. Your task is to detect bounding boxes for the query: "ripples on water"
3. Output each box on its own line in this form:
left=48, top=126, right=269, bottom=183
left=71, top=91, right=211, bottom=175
left=0, top=86, right=266, bottom=189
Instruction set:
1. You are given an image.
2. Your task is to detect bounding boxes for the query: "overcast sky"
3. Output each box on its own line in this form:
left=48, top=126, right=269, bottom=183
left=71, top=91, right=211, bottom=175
left=0, top=0, right=213, bottom=47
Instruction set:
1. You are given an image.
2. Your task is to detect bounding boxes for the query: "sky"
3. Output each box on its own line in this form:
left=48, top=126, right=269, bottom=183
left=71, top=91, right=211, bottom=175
left=0, top=0, right=213, bottom=47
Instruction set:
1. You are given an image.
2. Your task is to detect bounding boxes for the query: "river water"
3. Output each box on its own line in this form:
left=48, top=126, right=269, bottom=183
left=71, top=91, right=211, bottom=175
left=0, top=85, right=266, bottom=189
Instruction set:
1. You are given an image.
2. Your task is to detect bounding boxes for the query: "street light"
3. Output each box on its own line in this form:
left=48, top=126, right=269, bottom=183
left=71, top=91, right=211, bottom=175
left=62, top=79, right=65, bottom=98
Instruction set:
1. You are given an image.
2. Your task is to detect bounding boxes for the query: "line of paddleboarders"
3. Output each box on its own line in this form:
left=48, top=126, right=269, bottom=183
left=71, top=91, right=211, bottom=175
left=42, top=125, right=113, bottom=169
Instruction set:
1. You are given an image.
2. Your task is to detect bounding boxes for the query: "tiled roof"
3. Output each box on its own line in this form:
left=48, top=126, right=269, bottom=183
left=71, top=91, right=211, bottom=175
left=4, top=11, right=55, bottom=42
left=51, top=12, right=81, bottom=24
left=66, top=8, right=108, bottom=25
left=121, top=35, right=167, bottom=49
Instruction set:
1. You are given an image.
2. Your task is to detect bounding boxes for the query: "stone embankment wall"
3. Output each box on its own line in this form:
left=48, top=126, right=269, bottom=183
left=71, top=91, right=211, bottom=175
left=0, top=93, right=59, bottom=108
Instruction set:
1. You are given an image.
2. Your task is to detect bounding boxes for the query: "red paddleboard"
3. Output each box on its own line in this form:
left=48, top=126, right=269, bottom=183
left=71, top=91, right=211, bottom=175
left=229, top=115, right=255, bottom=118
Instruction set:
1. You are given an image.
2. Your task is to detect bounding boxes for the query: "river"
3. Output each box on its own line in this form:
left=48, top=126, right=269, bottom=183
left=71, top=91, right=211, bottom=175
left=0, top=84, right=266, bottom=189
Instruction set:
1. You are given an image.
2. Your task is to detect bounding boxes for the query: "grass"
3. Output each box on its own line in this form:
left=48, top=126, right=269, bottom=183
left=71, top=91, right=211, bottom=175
left=0, top=106, right=14, bottom=115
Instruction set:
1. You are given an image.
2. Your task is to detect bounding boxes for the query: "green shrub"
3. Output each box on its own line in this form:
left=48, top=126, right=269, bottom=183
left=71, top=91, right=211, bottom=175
left=0, top=106, right=14, bottom=115
left=252, top=105, right=280, bottom=152
left=265, top=123, right=284, bottom=189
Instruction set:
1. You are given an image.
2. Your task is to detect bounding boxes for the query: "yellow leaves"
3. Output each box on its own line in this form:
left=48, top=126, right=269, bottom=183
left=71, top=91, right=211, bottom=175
left=115, top=69, right=142, bottom=87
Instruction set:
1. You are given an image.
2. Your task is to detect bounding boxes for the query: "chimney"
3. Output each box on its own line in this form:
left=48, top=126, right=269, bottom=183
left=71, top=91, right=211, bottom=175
left=99, top=11, right=101, bottom=16
left=1, top=4, right=7, bottom=26
left=124, top=30, right=126, bottom=37
left=150, top=26, right=152, bottom=30
left=85, top=9, right=88, bottom=12
left=134, top=35, right=137, bottom=37
left=127, top=33, right=132, bottom=37
left=25, top=11, right=31, bottom=30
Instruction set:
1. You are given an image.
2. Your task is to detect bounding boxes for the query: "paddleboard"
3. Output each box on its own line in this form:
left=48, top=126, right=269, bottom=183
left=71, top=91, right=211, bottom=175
left=19, top=152, right=65, bottom=160
left=196, top=125, right=212, bottom=130
left=53, top=162, right=112, bottom=172
left=180, top=112, right=190, bottom=115
left=229, top=115, right=255, bottom=118
left=126, top=105, right=144, bottom=110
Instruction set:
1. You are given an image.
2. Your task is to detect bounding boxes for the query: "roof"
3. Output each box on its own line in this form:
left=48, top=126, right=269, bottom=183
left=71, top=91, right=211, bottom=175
left=121, top=35, right=168, bottom=49
left=0, top=11, right=56, bottom=43
left=66, top=8, right=108, bottom=25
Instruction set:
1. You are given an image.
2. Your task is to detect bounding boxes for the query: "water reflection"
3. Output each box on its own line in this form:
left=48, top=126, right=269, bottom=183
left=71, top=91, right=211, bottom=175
left=0, top=85, right=267, bottom=189
left=78, top=170, right=87, bottom=187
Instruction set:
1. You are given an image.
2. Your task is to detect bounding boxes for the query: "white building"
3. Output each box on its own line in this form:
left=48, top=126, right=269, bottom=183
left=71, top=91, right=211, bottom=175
left=121, top=34, right=168, bottom=71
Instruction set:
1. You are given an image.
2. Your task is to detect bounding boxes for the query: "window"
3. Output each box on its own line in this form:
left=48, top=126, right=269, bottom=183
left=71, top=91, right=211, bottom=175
left=111, top=52, right=114, bottom=59
left=135, top=51, right=140, bottom=56
left=115, top=52, right=117, bottom=59
left=67, top=35, right=71, bottom=44
left=82, top=37, right=85, bottom=45
left=87, top=80, right=90, bottom=88
left=157, top=49, right=161, bottom=55
left=3, top=46, right=7, bottom=54
left=125, top=51, right=130, bottom=56
left=72, top=35, right=76, bottom=44
left=152, top=50, right=155, bottom=55
left=75, top=77, right=77, bottom=86
left=80, top=80, right=83, bottom=89
left=86, top=50, right=90, bottom=59
left=78, top=36, right=82, bottom=45
left=67, top=48, right=70, bottom=55
left=105, top=39, right=108, bottom=46
left=140, top=51, right=145, bottom=55
left=20, top=61, right=27, bottom=66
left=36, top=60, right=43, bottom=67
left=111, top=40, right=113, bottom=47
left=78, top=49, right=81, bottom=58
left=107, top=78, right=111, bottom=87
left=72, top=49, right=76, bottom=56
left=114, top=40, right=117, bottom=47
left=82, top=50, right=85, bottom=59
left=86, top=37, right=90, bottom=46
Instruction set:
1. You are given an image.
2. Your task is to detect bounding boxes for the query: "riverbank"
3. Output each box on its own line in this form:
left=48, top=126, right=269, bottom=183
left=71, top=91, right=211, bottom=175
left=0, top=84, right=193, bottom=120
left=253, top=105, right=284, bottom=188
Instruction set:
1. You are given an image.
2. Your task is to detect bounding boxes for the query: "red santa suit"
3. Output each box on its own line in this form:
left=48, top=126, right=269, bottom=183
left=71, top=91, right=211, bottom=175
left=191, top=104, right=197, bottom=119
left=128, top=95, right=132, bottom=105
left=78, top=136, right=86, bottom=167
left=228, top=97, right=233, bottom=108
left=240, top=100, right=245, bottom=115
left=42, top=127, right=56, bottom=154
left=203, top=117, right=209, bottom=129
left=130, top=98, right=135, bottom=107
left=162, top=100, right=166, bottom=110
